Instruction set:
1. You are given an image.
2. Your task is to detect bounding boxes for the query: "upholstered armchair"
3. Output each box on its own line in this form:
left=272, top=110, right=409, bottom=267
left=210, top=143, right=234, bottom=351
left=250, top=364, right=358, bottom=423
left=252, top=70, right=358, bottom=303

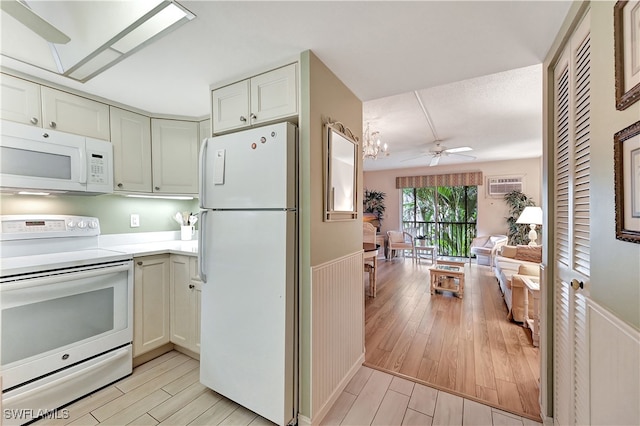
left=469, top=235, right=508, bottom=266
left=386, top=231, right=416, bottom=261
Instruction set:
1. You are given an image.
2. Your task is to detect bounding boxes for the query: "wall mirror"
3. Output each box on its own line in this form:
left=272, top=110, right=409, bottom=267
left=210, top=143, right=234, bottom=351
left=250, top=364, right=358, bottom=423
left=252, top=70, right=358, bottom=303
left=324, top=121, right=358, bottom=221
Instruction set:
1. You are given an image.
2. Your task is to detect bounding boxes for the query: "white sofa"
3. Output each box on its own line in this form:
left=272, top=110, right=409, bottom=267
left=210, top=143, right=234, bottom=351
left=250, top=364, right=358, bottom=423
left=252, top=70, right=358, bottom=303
left=493, top=245, right=541, bottom=322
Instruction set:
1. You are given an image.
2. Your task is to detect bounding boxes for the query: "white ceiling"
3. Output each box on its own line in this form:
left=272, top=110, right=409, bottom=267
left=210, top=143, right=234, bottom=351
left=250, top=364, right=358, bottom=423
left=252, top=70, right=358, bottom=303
left=0, top=1, right=572, bottom=171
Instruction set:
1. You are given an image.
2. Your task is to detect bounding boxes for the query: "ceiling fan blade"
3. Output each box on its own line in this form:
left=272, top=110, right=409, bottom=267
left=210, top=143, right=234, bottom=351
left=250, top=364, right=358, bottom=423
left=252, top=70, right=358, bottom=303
left=1, top=0, right=70, bottom=44
left=448, top=152, right=476, bottom=160
left=444, top=146, right=473, bottom=153
left=401, top=153, right=430, bottom=162
left=429, top=155, right=440, bottom=166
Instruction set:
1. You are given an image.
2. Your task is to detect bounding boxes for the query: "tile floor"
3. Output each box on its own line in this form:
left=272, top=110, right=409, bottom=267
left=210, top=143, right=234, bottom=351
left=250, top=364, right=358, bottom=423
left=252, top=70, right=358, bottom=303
left=322, top=365, right=543, bottom=426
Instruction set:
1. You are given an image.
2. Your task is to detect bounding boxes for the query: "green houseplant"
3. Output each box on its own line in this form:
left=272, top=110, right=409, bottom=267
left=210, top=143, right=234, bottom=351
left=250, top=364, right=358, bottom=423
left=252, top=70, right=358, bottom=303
left=504, top=190, right=537, bottom=245
left=363, top=189, right=386, bottom=225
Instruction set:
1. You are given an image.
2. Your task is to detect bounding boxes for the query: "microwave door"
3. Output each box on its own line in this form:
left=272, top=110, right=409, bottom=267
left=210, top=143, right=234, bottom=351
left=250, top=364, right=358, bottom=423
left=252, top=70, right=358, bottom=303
left=0, top=133, right=86, bottom=192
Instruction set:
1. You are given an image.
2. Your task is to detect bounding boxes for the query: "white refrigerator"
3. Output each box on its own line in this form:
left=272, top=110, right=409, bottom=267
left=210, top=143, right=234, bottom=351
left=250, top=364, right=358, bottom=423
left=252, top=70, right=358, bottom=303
left=198, top=122, right=297, bottom=426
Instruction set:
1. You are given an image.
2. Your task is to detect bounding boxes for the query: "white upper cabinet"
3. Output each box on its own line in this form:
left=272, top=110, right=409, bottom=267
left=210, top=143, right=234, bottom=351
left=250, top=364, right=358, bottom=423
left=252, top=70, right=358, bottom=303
left=211, top=63, right=298, bottom=134
left=250, top=64, right=298, bottom=125
left=212, top=80, right=250, bottom=133
left=41, top=86, right=110, bottom=140
left=151, top=118, right=199, bottom=194
left=110, top=107, right=152, bottom=193
left=0, top=74, right=42, bottom=126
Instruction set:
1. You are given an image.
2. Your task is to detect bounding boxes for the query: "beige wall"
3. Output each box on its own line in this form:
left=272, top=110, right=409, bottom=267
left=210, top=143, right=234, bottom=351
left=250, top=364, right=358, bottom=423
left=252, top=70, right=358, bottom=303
left=298, top=50, right=363, bottom=418
left=0, top=193, right=198, bottom=234
left=364, top=157, right=542, bottom=237
left=587, top=1, right=640, bottom=329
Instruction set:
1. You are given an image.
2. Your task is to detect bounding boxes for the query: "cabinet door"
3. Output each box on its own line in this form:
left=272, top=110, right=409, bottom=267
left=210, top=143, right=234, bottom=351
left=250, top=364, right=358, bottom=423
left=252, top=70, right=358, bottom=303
left=110, top=107, right=152, bottom=192
left=151, top=119, right=199, bottom=194
left=41, top=87, right=110, bottom=140
left=189, top=257, right=202, bottom=352
left=250, top=63, right=298, bottom=125
left=0, top=74, right=42, bottom=126
left=170, top=255, right=192, bottom=349
left=211, top=79, right=250, bottom=133
left=133, top=255, right=170, bottom=357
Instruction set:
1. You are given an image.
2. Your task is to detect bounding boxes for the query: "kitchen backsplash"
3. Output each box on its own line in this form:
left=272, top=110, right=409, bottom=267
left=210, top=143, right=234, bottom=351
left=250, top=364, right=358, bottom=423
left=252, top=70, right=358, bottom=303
left=0, top=194, right=199, bottom=235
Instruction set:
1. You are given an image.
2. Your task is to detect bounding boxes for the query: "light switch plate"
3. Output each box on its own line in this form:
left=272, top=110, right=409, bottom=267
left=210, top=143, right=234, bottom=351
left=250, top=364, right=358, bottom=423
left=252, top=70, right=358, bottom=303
left=130, top=214, right=140, bottom=228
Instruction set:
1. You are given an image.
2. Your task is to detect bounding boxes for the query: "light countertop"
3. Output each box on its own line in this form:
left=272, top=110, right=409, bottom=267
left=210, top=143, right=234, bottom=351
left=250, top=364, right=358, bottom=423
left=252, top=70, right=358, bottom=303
left=103, top=240, right=198, bottom=257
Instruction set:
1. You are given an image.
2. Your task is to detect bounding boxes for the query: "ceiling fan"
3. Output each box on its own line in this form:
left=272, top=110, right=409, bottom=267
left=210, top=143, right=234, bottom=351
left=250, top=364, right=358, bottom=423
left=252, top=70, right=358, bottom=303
left=1, top=0, right=70, bottom=44
left=403, top=141, right=475, bottom=166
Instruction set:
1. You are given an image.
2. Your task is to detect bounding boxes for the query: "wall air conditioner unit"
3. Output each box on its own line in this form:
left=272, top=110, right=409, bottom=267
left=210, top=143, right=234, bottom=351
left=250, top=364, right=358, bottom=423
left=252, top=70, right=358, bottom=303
left=487, top=176, right=524, bottom=197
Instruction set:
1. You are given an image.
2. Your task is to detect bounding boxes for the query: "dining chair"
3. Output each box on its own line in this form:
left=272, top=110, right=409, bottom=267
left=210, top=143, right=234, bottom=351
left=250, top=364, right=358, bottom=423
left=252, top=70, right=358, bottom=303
left=363, top=222, right=377, bottom=296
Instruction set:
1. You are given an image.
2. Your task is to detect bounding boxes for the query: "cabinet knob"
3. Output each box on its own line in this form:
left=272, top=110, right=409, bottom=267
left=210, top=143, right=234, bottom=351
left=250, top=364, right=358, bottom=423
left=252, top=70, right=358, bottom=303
left=155, top=186, right=160, bottom=191
left=239, top=116, right=247, bottom=122
left=49, top=121, right=57, bottom=128
left=137, top=261, right=143, bottom=266
left=117, top=183, right=123, bottom=188
left=30, top=117, right=39, bottom=125
left=189, top=284, right=195, bottom=289
left=571, top=279, right=584, bottom=290
left=42, top=132, right=49, bottom=138
left=250, top=113, right=257, bottom=121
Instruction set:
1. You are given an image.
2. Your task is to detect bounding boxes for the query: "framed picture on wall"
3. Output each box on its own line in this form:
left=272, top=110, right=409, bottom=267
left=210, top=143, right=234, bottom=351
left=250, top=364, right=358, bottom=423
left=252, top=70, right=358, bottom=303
left=614, top=0, right=640, bottom=110
left=614, top=120, right=640, bottom=243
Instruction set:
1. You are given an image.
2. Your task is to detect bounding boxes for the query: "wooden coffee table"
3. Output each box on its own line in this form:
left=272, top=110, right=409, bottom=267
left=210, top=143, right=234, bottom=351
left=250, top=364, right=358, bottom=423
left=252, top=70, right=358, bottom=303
left=429, top=264, right=465, bottom=298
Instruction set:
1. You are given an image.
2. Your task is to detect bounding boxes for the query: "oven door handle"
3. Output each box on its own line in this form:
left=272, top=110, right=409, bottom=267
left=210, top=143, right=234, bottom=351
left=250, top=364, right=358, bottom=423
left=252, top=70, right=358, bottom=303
left=1, top=263, right=131, bottom=291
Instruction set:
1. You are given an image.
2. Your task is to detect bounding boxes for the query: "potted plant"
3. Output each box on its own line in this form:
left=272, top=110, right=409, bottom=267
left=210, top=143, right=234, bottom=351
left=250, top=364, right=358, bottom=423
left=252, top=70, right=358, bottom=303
left=504, top=190, right=537, bottom=245
left=363, top=189, right=386, bottom=231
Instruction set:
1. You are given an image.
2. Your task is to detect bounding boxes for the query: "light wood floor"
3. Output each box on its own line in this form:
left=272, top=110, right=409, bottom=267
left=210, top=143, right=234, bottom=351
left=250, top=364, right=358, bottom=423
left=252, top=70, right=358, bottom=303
left=36, top=350, right=541, bottom=426
left=363, top=258, right=541, bottom=421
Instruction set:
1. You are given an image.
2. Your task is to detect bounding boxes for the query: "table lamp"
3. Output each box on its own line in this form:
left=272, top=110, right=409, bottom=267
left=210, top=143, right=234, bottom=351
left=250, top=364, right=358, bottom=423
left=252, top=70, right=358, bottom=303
left=516, top=206, right=543, bottom=246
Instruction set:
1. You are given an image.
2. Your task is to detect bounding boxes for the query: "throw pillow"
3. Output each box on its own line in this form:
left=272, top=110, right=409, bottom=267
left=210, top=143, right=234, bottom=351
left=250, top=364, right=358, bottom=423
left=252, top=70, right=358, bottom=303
left=518, top=263, right=540, bottom=276
left=514, top=245, right=542, bottom=263
left=500, top=245, right=518, bottom=258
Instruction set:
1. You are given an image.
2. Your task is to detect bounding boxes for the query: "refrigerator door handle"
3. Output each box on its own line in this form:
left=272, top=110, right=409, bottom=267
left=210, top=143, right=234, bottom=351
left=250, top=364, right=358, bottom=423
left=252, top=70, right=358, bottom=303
left=198, top=209, right=208, bottom=283
left=199, top=138, right=209, bottom=208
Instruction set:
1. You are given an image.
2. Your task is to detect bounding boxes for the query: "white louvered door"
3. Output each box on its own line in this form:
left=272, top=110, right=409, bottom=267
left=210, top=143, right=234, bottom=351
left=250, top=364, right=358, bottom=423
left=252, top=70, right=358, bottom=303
left=552, top=11, right=591, bottom=426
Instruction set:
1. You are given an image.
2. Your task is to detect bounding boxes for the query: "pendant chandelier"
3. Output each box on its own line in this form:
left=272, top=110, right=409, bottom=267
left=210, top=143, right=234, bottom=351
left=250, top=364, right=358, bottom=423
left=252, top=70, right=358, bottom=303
left=362, top=122, right=389, bottom=160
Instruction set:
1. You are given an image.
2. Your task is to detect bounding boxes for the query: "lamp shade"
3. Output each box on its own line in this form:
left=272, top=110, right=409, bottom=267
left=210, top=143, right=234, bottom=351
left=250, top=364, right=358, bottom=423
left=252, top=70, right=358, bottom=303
left=516, top=206, right=543, bottom=225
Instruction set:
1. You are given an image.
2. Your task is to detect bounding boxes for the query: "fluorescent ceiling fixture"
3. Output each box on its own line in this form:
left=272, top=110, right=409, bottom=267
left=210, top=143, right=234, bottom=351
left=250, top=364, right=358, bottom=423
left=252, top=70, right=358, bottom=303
left=0, top=0, right=195, bottom=83
left=125, top=194, right=194, bottom=200
left=17, top=191, right=51, bottom=196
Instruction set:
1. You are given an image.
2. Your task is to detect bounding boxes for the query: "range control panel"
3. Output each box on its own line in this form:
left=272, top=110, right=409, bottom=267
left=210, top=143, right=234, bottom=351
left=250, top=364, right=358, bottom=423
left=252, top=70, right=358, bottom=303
left=0, top=215, right=100, bottom=240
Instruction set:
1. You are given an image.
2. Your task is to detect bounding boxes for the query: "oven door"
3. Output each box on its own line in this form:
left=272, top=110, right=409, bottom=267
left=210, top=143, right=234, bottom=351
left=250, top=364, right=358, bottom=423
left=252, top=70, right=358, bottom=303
left=1, top=260, right=133, bottom=390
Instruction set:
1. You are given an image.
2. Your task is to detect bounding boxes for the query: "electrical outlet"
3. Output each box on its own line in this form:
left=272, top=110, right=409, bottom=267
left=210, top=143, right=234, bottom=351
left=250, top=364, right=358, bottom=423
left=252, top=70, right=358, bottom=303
left=130, top=214, right=140, bottom=228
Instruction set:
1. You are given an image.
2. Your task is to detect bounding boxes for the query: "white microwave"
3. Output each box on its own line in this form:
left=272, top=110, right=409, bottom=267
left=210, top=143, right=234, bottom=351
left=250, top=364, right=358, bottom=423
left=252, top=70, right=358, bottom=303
left=0, top=120, right=113, bottom=194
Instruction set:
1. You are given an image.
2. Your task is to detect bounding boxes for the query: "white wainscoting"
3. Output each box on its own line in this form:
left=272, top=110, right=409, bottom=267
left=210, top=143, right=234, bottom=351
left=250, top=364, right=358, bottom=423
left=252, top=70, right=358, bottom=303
left=310, top=251, right=365, bottom=424
left=587, top=299, right=640, bottom=426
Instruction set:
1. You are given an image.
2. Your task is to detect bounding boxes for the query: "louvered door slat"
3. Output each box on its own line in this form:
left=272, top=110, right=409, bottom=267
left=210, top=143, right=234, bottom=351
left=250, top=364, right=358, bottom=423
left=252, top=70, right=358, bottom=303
left=573, top=31, right=591, bottom=277
left=555, top=280, right=572, bottom=426
left=553, top=12, right=591, bottom=426
left=574, top=293, right=589, bottom=425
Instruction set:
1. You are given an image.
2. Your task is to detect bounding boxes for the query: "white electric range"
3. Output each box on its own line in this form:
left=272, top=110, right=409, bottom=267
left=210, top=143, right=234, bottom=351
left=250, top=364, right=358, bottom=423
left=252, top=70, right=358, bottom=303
left=0, top=215, right=134, bottom=426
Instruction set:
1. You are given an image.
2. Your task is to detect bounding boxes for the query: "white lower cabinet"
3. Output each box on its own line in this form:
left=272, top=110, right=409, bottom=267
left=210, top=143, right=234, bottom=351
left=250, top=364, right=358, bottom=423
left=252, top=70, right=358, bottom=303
left=133, top=255, right=171, bottom=357
left=170, top=255, right=201, bottom=354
